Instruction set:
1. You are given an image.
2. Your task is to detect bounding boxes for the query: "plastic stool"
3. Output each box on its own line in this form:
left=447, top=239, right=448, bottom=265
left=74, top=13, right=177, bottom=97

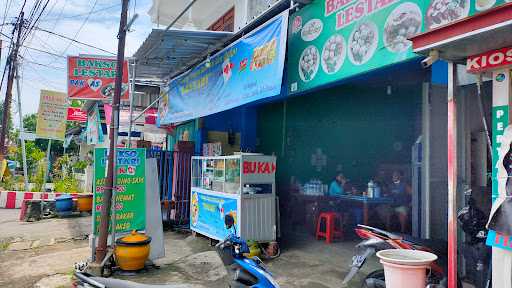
left=316, top=212, right=344, bottom=243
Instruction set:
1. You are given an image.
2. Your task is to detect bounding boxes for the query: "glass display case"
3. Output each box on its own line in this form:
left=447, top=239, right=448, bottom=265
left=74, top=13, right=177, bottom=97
left=190, top=154, right=277, bottom=242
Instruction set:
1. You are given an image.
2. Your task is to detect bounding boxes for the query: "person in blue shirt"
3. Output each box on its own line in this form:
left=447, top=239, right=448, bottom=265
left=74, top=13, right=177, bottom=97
left=328, top=173, right=363, bottom=228
left=329, top=173, right=346, bottom=196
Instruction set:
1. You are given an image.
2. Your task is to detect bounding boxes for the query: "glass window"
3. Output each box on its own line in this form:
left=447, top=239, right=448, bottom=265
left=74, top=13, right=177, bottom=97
left=225, top=158, right=240, bottom=194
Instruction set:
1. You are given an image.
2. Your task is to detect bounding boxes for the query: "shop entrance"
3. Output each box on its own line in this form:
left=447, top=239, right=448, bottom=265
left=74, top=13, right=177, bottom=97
left=256, top=63, right=426, bottom=245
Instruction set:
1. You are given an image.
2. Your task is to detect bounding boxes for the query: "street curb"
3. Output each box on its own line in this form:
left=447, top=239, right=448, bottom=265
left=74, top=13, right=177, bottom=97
left=0, top=191, right=82, bottom=209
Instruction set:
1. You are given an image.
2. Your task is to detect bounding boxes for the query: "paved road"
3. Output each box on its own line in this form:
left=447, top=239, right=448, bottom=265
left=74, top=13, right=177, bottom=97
left=0, top=209, right=378, bottom=288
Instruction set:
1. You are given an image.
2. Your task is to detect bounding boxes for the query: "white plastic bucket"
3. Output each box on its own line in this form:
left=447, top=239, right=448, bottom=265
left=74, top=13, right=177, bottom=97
left=376, top=249, right=438, bottom=288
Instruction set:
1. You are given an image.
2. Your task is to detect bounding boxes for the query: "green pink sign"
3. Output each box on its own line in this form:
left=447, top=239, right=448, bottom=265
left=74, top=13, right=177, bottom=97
left=288, top=0, right=510, bottom=94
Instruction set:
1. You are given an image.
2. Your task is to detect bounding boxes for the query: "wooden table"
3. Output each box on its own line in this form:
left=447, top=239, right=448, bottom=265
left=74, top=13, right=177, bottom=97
left=290, top=194, right=394, bottom=226
left=336, top=195, right=394, bottom=225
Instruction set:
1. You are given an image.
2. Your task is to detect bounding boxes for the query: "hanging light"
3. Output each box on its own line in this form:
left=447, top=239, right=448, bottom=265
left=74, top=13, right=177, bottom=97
left=205, top=54, right=211, bottom=68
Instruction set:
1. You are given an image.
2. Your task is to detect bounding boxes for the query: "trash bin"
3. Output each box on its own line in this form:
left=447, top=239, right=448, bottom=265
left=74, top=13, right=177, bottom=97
left=376, top=249, right=438, bottom=288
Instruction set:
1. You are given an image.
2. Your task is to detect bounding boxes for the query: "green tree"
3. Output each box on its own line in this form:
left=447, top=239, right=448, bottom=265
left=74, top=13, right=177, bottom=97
left=9, top=141, right=45, bottom=175
left=21, top=113, right=80, bottom=156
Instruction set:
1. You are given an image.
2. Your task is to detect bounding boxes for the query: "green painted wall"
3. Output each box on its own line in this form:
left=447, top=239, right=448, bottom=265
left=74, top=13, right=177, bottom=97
left=257, top=84, right=421, bottom=189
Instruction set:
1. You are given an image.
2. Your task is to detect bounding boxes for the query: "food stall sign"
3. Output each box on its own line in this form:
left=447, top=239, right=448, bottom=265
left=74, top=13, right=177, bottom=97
left=92, top=148, right=146, bottom=235
left=243, top=161, right=277, bottom=175
left=67, top=107, right=87, bottom=122
left=67, top=55, right=129, bottom=100
left=288, top=0, right=510, bottom=94
left=467, top=46, right=512, bottom=74
left=158, top=11, right=288, bottom=125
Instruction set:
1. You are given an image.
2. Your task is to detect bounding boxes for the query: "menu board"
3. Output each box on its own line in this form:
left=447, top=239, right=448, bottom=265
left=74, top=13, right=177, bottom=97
left=93, top=148, right=146, bottom=235
left=288, top=0, right=510, bottom=94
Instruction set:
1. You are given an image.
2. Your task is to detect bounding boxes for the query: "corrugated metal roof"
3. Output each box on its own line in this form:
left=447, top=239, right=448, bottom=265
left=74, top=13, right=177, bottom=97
left=133, top=29, right=232, bottom=81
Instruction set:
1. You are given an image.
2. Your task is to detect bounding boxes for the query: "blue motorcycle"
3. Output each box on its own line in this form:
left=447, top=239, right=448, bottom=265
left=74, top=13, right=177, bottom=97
left=216, top=214, right=280, bottom=288
left=74, top=214, right=279, bottom=288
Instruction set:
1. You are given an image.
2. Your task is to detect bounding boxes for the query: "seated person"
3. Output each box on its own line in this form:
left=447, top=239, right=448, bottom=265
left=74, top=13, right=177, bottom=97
left=328, top=173, right=347, bottom=197
left=377, top=170, right=412, bottom=233
left=328, top=173, right=363, bottom=227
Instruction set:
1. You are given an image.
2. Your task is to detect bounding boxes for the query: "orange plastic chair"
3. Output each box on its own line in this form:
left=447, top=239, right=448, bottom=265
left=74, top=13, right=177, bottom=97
left=316, top=212, right=344, bottom=243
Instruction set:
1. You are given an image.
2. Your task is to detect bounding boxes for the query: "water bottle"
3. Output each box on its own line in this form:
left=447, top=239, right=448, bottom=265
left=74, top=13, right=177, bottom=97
left=374, top=183, right=381, bottom=198
left=367, top=180, right=375, bottom=198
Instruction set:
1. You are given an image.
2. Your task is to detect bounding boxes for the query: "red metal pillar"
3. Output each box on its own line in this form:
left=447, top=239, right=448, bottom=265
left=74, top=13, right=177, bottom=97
left=447, top=62, right=457, bottom=288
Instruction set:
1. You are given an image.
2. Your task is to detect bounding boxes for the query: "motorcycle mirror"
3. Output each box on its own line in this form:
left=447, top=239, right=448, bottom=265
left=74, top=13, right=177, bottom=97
left=225, top=214, right=234, bottom=228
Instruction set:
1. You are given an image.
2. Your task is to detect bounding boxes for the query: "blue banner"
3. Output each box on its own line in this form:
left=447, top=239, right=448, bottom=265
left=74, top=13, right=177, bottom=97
left=158, top=11, right=288, bottom=125
left=190, top=190, right=238, bottom=240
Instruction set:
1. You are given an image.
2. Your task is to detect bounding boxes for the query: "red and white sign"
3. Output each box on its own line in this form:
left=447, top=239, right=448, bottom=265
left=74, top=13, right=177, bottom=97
left=67, top=55, right=129, bottom=100
left=243, top=161, right=276, bottom=174
left=467, top=46, right=512, bottom=74
left=67, top=107, right=87, bottom=122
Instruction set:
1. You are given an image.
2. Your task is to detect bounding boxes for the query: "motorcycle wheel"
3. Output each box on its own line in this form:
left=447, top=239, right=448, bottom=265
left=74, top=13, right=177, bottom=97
left=229, top=281, right=248, bottom=288
left=362, top=270, right=386, bottom=288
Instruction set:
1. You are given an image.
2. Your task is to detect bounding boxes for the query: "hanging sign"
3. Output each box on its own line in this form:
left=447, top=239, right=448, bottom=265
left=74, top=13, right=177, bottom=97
left=158, top=11, right=288, bottom=125
left=93, top=148, right=146, bottom=235
left=67, top=107, right=87, bottom=122
left=36, top=90, right=68, bottom=140
left=67, top=55, right=129, bottom=100
left=288, top=0, right=510, bottom=94
left=467, top=46, right=512, bottom=73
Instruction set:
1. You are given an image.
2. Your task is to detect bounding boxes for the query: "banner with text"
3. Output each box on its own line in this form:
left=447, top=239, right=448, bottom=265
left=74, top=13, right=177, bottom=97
left=288, top=0, right=510, bottom=94
left=36, top=90, right=68, bottom=140
left=93, top=148, right=146, bottom=235
left=190, top=190, right=238, bottom=240
left=158, top=11, right=288, bottom=125
left=68, top=55, right=129, bottom=100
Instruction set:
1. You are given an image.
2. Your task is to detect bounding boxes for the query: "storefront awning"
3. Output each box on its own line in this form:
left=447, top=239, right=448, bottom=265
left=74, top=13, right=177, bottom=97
left=133, top=29, right=233, bottom=81
left=410, top=3, right=512, bottom=62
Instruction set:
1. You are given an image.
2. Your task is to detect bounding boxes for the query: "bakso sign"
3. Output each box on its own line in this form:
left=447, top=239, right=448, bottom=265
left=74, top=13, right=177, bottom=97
left=288, top=0, right=509, bottom=94
left=467, top=47, right=512, bottom=74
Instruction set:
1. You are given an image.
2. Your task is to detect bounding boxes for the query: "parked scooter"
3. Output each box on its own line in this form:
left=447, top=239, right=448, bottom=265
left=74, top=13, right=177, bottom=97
left=457, top=196, right=491, bottom=288
left=342, top=224, right=462, bottom=288
left=74, top=214, right=279, bottom=288
left=217, top=214, right=280, bottom=287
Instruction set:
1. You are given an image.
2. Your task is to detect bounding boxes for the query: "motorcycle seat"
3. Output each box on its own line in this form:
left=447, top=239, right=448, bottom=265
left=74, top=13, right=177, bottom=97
left=91, top=277, right=199, bottom=288
left=401, top=234, right=448, bottom=255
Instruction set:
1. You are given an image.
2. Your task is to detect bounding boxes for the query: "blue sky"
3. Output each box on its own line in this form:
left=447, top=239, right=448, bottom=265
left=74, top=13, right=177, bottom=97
left=0, top=0, right=155, bottom=127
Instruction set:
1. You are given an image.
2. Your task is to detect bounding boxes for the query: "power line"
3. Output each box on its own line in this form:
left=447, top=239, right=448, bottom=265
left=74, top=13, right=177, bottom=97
left=48, top=0, right=68, bottom=31
left=39, top=3, right=121, bottom=22
left=21, top=0, right=51, bottom=45
left=21, top=45, right=67, bottom=59
left=0, top=0, right=14, bottom=36
left=22, top=59, right=65, bottom=70
left=35, top=26, right=115, bottom=55
left=60, top=0, right=99, bottom=56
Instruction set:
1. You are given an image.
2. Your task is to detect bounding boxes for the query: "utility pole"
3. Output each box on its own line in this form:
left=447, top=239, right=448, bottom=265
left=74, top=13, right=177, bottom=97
left=0, top=13, right=23, bottom=159
left=95, top=0, right=129, bottom=263
left=15, top=66, right=29, bottom=191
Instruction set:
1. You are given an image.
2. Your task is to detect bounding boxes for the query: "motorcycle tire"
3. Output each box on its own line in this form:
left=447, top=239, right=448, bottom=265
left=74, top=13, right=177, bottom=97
left=362, top=270, right=386, bottom=288
left=229, top=281, right=248, bottom=288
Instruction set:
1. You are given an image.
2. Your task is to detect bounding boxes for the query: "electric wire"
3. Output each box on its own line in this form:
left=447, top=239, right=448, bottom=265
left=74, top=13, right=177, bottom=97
left=59, top=0, right=99, bottom=56
left=34, top=26, right=115, bottom=55
left=0, top=0, right=14, bottom=36
left=39, top=3, right=121, bottom=23
left=48, top=0, right=68, bottom=31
